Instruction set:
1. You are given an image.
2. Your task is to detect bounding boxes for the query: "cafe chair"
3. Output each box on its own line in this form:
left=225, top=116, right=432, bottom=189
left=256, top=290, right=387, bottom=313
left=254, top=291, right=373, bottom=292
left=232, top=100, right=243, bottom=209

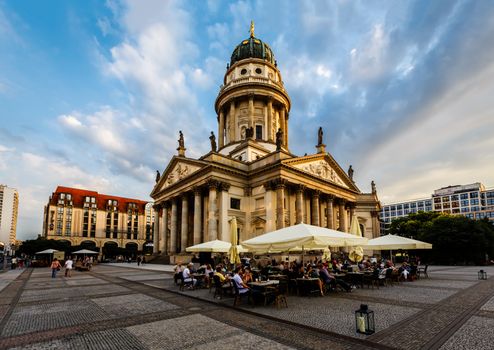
left=417, top=265, right=429, bottom=279
left=232, top=281, right=253, bottom=307
left=178, top=273, right=194, bottom=291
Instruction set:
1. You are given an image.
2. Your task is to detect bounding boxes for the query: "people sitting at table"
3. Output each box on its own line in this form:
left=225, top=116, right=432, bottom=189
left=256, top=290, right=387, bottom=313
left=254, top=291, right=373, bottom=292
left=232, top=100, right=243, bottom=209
left=232, top=267, right=250, bottom=295
left=305, top=264, right=325, bottom=296
left=399, top=262, right=411, bottom=280
left=182, top=263, right=197, bottom=288
left=214, top=266, right=230, bottom=284
left=319, top=264, right=353, bottom=293
left=242, top=266, right=254, bottom=284
left=204, top=263, right=214, bottom=287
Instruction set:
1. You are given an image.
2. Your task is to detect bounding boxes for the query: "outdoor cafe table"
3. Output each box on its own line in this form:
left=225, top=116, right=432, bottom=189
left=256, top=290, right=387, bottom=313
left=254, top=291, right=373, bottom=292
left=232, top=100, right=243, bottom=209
left=296, top=278, right=321, bottom=296
left=248, top=280, right=280, bottom=306
left=344, top=272, right=365, bottom=289
left=191, top=273, right=207, bottom=288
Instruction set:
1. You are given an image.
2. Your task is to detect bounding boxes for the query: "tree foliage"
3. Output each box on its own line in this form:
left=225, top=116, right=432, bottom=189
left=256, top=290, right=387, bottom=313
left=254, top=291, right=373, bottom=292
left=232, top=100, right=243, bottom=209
left=388, top=211, right=494, bottom=265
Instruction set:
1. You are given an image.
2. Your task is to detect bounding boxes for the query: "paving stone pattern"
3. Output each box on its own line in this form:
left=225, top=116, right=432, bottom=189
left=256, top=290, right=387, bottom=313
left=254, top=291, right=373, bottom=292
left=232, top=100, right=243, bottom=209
left=1, top=265, right=494, bottom=350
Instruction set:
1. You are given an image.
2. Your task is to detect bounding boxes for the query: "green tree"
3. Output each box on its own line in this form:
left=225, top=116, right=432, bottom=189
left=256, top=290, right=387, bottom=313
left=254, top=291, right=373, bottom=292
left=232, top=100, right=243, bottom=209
left=389, top=212, right=494, bottom=265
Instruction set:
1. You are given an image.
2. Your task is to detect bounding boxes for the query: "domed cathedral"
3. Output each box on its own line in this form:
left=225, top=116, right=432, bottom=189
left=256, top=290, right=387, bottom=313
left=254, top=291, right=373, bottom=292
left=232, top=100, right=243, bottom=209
left=150, top=23, right=380, bottom=262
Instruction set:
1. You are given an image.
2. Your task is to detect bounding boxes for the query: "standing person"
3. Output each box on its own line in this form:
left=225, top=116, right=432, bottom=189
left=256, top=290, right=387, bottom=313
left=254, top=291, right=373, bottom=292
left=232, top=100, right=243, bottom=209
left=64, top=256, right=74, bottom=277
left=137, top=255, right=142, bottom=266
left=51, top=258, right=61, bottom=278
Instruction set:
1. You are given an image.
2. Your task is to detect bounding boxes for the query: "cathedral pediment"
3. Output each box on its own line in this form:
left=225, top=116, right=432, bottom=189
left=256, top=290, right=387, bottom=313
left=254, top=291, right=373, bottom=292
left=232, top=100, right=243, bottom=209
left=283, top=155, right=358, bottom=191
left=151, top=157, right=205, bottom=196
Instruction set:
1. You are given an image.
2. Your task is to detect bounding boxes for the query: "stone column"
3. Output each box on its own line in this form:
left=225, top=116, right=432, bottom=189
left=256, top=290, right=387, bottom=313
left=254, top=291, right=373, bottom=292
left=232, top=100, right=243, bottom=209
left=193, top=188, right=202, bottom=245
left=153, top=205, right=160, bottom=254
left=181, top=195, right=189, bottom=252
left=161, top=204, right=168, bottom=255
left=207, top=180, right=218, bottom=241
left=280, top=107, right=286, bottom=147
left=264, top=182, right=276, bottom=232
left=338, top=200, right=347, bottom=232
left=295, top=185, right=305, bottom=224
left=229, top=101, right=236, bottom=141
left=311, top=191, right=320, bottom=226
left=276, top=180, right=286, bottom=229
left=267, top=98, right=273, bottom=141
left=219, top=109, right=225, bottom=148
left=170, top=199, right=178, bottom=254
left=248, top=94, right=254, bottom=130
left=218, top=182, right=230, bottom=242
left=326, top=195, right=334, bottom=229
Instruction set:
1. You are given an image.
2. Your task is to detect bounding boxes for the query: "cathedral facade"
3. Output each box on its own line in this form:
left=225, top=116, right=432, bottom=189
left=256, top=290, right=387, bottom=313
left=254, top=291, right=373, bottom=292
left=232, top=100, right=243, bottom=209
left=150, top=26, right=380, bottom=260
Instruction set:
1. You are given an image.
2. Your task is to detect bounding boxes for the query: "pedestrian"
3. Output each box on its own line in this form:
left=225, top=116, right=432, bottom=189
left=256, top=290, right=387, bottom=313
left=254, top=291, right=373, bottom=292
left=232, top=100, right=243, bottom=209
left=51, top=258, right=61, bottom=278
left=64, top=256, right=74, bottom=277
left=137, top=255, right=142, bottom=266
left=142, top=256, right=146, bottom=265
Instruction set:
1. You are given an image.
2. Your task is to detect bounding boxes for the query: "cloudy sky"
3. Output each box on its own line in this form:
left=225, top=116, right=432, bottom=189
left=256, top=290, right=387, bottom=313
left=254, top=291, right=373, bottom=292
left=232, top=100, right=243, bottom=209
left=1, top=0, right=494, bottom=240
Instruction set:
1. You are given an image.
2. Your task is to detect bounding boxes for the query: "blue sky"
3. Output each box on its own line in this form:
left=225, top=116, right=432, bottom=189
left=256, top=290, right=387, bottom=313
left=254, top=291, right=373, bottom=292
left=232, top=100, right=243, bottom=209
left=1, top=0, right=494, bottom=240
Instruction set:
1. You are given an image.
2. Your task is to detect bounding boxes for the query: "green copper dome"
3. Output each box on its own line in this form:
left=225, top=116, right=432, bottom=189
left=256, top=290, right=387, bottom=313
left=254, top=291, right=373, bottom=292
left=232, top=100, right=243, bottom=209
left=230, top=36, right=275, bottom=66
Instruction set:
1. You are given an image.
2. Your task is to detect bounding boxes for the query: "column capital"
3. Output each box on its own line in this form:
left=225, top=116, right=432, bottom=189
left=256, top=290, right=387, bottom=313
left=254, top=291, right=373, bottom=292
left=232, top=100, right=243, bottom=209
left=274, top=178, right=287, bottom=189
left=312, top=190, right=321, bottom=198
left=219, top=182, right=231, bottom=192
left=263, top=181, right=275, bottom=191
left=295, top=184, right=306, bottom=193
left=206, top=178, right=219, bottom=190
left=193, top=186, right=202, bottom=195
left=248, top=93, right=255, bottom=100
left=325, top=194, right=335, bottom=201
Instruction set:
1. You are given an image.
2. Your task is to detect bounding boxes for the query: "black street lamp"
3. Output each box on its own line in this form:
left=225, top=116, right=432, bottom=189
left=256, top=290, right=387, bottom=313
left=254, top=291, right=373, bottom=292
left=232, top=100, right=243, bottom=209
left=478, top=270, right=487, bottom=280
left=355, top=304, right=375, bottom=335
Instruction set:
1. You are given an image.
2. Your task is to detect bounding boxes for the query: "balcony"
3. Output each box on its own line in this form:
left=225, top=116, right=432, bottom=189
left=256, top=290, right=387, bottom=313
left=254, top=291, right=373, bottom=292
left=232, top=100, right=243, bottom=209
left=219, top=76, right=286, bottom=95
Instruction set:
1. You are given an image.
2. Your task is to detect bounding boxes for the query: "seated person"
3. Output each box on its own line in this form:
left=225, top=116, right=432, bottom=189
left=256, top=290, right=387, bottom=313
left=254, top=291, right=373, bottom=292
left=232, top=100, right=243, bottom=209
left=182, top=263, right=197, bottom=287
left=204, top=263, right=214, bottom=286
left=399, top=262, right=411, bottom=280
left=242, top=267, right=253, bottom=284
left=319, top=264, right=353, bottom=292
left=214, top=266, right=230, bottom=284
left=232, top=267, right=250, bottom=295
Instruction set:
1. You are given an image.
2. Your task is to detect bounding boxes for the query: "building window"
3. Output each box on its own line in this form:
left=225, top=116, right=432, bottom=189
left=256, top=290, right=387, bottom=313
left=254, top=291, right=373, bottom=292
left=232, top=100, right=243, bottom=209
left=231, top=198, right=241, bottom=210
left=83, top=209, right=89, bottom=237
left=470, top=192, right=479, bottom=198
left=255, top=125, right=262, bottom=140
left=470, top=199, right=479, bottom=205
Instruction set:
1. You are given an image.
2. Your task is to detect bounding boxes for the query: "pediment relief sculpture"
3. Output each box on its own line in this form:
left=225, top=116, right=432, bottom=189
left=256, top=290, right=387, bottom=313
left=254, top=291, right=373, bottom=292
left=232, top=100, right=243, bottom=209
left=163, top=163, right=200, bottom=188
left=292, top=160, right=348, bottom=188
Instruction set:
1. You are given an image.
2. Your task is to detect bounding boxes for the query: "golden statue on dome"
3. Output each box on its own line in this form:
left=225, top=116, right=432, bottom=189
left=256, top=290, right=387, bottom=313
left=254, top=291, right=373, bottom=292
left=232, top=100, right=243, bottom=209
left=250, top=20, right=255, bottom=37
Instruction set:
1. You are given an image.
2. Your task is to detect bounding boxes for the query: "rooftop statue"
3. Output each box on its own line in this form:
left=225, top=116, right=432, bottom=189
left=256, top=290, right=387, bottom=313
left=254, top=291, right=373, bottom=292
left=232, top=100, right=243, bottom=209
left=155, top=170, right=160, bottom=183
left=209, top=131, right=217, bottom=152
left=317, top=127, right=324, bottom=146
left=348, top=165, right=354, bottom=181
left=178, top=130, right=184, bottom=149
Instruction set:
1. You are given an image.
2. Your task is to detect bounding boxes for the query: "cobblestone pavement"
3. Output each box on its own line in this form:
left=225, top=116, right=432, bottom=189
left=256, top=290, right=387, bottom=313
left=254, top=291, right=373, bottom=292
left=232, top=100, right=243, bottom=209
left=1, top=265, right=493, bottom=350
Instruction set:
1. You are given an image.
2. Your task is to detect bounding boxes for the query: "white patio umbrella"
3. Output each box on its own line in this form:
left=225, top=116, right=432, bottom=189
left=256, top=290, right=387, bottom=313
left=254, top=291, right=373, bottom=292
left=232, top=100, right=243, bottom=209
left=229, top=216, right=241, bottom=265
left=185, top=239, right=247, bottom=253
left=242, top=223, right=368, bottom=252
left=363, top=234, right=432, bottom=262
left=35, top=249, right=59, bottom=254
left=348, top=216, right=364, bottom=263
left=72, top=249, right=99, bottom=254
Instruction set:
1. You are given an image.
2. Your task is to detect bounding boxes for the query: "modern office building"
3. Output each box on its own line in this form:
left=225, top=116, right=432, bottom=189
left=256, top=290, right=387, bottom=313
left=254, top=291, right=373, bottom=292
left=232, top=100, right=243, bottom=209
left=380, top=182, right=494, bottom=233
left=42, top=186, right=152, bottom=256
left=0, top=185, right=19, bottom=248
left=150, top=24, right=381, bottom=261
